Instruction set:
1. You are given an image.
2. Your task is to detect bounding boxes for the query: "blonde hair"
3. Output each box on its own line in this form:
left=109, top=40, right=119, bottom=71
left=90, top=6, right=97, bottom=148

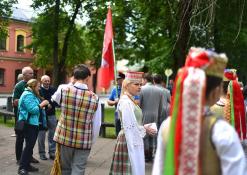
left=120, top=79, right=130, bottom=97
left=26, top=79, right=41, bottom=99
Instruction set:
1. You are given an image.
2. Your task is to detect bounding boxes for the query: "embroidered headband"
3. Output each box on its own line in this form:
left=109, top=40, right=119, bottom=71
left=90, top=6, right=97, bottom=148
left=125, top=71, right=143, bottom=82
left=185, top=47, right=228, bottom=78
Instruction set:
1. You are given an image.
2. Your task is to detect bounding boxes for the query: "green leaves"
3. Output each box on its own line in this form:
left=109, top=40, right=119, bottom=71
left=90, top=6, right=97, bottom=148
left=0, top=0, right=17, bottom=39
left=29, top=0, right=247, bottom=83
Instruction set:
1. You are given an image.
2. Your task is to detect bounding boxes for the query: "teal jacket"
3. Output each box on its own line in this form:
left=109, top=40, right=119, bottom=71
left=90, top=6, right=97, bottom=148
left=18, top=88, right=47, bottom=127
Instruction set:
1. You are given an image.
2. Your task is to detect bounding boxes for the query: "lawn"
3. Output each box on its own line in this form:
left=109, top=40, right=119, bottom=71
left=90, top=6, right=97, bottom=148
left=104, top=107, right=116, bottom=138
left=0, top=107, right=116, bottom=139
left=0, top=117, right=15, bottom=128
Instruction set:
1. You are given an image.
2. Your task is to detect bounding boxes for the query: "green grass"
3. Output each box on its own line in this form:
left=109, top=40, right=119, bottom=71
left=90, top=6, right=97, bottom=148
left=104, top=107, right=116, bottom=138
left=0, top=117, right=15, bottom=128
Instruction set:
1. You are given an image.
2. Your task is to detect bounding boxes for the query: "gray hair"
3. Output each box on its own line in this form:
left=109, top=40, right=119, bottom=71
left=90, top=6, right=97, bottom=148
left=41, top=75, right=50, bottom=82
left=22, top=66, right=33, bottom=75
left=17, top=74, right=24, bottom=82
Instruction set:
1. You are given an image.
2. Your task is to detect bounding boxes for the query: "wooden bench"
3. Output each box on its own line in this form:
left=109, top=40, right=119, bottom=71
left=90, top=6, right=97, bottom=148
left=0, top=109, right=15, bottom=123
left=100, top=103, right=115, bottom=138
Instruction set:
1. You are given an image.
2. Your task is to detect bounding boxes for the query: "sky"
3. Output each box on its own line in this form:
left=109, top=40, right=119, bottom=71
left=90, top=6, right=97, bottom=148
left=13, top=0, right=36, bottom=18
left=13, top=0, right=87, bottom=25
left=15, top=0, right=33, bottom=10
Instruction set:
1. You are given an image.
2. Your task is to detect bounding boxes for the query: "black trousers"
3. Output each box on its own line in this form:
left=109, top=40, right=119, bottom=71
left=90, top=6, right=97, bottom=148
left=15, top=131, right=25, bottom=161
left=115, top=118, right=121, bottom=136
left=19, top=124, right=39, bottom=170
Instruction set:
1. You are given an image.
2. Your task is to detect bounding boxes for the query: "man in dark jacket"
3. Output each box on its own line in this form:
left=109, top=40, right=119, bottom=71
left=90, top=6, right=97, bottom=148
left=38, top=75, right=57, bottom=160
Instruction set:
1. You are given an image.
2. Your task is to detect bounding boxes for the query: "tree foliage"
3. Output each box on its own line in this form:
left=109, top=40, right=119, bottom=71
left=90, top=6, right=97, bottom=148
left=30, top=0, right=247, bottom=84
left=0, top=0, right=17, bottom=38
left=31, top=9, right=87, bottom=68
left=31, top=0, right=89, bottom=86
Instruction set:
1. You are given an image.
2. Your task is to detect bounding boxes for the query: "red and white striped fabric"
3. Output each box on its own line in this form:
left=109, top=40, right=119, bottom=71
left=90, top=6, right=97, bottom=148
left=179, top=68, right=206, bottom=175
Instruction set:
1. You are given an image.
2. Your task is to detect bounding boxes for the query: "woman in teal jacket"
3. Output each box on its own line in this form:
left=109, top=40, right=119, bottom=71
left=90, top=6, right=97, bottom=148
left=18, top=79, right=49, bottom=175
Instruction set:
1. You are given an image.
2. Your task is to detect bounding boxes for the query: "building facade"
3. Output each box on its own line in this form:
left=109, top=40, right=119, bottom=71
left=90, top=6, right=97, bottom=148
left=0, top=8, right=43, bottom=93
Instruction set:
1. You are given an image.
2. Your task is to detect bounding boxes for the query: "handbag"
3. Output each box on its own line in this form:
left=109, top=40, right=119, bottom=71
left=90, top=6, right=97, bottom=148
left=39, top=108, right=47, bottom=131
left=14, top=112, right=31, bottom=133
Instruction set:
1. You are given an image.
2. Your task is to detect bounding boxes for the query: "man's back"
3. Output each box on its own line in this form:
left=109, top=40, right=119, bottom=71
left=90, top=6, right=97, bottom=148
left=13, top=80, right=26, bottom=100
left=54, top=84, right=99, bottom=149
left=140, top=83, right=166, bottom=124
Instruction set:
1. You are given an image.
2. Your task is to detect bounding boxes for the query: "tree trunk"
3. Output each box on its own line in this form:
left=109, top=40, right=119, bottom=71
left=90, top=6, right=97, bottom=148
left=52, top=0, right=60, bottom=87
left=172, top=0, right=193, bottom=72
left=59, top=0, right=82, bottom=84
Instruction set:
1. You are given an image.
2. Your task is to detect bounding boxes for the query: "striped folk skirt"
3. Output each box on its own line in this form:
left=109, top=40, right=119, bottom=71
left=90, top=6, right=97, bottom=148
left=109, top=130, right=131, bottom=175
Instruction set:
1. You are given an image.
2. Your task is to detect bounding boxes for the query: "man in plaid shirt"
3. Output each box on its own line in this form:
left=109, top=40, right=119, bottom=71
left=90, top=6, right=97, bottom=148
left=51, top=64, right=101, bottom=175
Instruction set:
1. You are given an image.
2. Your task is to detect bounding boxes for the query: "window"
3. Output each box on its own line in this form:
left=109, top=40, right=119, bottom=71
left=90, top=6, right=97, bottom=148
left=17, top=35, right=24, bottom=52
left=0, top=37, right=6, bottom=50
left=15, top=30, right=26, bottom=52
left=0, top=69, right=5, bottom=85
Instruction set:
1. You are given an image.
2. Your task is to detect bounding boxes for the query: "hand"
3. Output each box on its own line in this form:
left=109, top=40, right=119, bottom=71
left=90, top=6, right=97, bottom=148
left=13, top=99, right=19, bottom=107
left=47, top=103, right=52, bottom=109
left=115, top=98, right=119, bottom=105
left=144, top=124, right=157, bottom=136
left=40, top=100, right=49, bottom=108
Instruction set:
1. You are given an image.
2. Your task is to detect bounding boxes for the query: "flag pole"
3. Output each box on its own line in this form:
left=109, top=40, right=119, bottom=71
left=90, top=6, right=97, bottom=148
left=109, top=6, right=119, bottom=98
left=112, top=38, right=118, bottom=98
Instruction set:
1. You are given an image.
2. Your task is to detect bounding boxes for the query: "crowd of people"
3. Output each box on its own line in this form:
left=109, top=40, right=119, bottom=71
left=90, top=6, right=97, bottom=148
left=12, top=47, right=247, bottom=175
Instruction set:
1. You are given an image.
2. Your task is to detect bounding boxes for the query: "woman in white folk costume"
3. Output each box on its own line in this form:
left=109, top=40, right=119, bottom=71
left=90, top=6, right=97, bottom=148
left=152, top=47, right=247, bottom=175
left=109, top=71, right=157, bottom=175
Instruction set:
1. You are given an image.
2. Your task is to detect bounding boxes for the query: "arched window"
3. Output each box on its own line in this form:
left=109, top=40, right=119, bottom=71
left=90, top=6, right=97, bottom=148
left=17, top=35, right=24, bottom=52
left=0, top=68, right=5, bottom=85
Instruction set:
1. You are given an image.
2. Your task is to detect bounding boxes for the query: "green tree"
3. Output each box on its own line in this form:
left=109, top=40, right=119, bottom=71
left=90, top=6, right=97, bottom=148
left=214, top=0, right=247, bottom=82
left=31, top=0, right=247, bottom=84
left=31, top=7, right=88, bottom=82
left=32, top=0, right=86, bottom=86
left=0, top=0, right=17, bottom=38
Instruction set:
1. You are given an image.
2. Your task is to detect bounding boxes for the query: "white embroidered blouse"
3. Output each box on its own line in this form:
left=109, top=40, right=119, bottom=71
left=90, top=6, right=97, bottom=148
left=118, top=94, right=146, bottom=175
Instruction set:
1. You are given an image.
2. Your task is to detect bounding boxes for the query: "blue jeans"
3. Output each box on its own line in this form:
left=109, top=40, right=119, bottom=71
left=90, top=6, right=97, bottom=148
left=38, top=115, right=57, bottom=157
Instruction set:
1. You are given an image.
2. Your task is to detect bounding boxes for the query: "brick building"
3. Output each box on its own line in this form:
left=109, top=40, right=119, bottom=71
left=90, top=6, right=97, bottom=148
left=0, top=8, right=43, bottom=93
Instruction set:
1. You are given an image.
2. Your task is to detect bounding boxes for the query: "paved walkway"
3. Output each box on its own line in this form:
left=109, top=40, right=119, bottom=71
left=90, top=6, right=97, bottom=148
left=0, top=125, right=153, bottom=175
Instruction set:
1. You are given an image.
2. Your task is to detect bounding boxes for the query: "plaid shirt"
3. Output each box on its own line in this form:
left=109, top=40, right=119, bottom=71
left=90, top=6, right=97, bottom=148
left=54, top=85, right=99, bottom=149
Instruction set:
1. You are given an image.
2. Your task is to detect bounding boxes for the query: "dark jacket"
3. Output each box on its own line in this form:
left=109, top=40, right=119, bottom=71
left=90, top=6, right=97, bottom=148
left=39, top=86, right=57, bottom=116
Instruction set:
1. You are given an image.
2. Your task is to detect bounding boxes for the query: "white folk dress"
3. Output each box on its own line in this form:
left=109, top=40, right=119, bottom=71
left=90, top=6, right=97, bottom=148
left=110, top=94, right=146, bottom=175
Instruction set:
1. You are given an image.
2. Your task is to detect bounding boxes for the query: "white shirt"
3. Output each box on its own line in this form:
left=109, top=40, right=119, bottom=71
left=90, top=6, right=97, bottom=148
left=152, top=117, right=247, bottom=175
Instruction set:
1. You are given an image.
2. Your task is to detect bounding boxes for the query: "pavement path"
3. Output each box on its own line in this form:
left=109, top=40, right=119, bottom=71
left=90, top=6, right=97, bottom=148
left=0, top=125, right=153, bottom=175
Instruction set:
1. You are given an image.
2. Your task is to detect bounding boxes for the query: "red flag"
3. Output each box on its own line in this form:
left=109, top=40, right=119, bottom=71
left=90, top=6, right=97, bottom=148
left=98, top=8, right=115, bottom=89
